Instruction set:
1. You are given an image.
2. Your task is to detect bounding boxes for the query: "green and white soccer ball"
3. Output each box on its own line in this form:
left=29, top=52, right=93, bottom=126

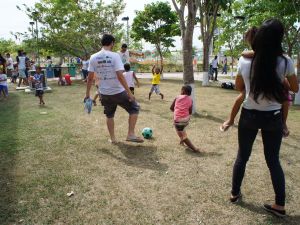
left=142, top=127, right=153, bottom=139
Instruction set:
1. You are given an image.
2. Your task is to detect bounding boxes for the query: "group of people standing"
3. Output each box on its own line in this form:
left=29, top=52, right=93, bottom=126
left=84, top=18, right=298, bottom=217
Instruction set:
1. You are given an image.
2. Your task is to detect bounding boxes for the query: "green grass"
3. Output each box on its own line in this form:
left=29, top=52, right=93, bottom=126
left=0, top=79, right=300, bottom=225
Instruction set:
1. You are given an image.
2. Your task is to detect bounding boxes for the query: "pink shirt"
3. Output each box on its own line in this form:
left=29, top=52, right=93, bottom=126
left=174, top=95, right=193, bottom=121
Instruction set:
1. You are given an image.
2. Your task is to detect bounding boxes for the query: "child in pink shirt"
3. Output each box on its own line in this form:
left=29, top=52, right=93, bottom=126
left=170, top=85, right=200, bottom=152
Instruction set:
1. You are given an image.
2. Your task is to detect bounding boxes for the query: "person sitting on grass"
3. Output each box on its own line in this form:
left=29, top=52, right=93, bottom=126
left=170, top=85, right=201, bottom=153
left=149, top=64, right=164, bottom=100
left=33, top=66, right=45, bottom=105
left=220, top=26, right=293, bottom=137
left=123, top=63, right=139, bottom=95
left=0, top=65, right=8, bottom=99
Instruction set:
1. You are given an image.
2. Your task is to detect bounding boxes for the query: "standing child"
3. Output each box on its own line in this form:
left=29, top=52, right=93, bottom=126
left=0, top=65, right=8, bottom=98
left=33, top=66, right=45, bottom=105
left=170, top=85, right=200, bottom=152
left=149, top=64, right=164, bottom=100
left=123, top=63, right=139, bottom=95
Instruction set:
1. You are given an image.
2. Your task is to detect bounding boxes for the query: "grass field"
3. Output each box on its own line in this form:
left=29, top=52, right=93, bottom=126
left=0, top=79, right=300, bottom=225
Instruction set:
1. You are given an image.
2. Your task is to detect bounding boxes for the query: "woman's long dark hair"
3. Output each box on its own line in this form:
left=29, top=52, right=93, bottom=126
left=250, top=19, right=287, bottom=103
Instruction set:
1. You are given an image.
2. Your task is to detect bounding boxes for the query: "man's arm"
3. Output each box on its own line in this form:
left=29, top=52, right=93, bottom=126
left=116, top=70, right=135, bottom=101
left=85, top=71, right=95, bottom=99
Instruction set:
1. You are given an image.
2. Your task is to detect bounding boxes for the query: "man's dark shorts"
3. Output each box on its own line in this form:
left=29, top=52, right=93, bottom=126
left=100, top=91, right=140, bottom=118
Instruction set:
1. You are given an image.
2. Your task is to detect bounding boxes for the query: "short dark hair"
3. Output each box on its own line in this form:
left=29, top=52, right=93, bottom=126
left=124, top=63, right=130, bottom=71
left=182, top=85, right=192, bottom=96
left=101, top=34, right=115, bottom=46
left=122, top=43, right=128, bottom=48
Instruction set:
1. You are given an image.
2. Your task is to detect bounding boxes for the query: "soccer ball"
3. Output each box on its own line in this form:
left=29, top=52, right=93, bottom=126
left=142, top=127, right=153, bottom=139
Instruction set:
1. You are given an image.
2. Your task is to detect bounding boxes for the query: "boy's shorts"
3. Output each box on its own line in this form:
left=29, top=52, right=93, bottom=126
left=100, top=91, right=140, bottom=118
left=19, top=69, right=27, bottom=78
left=174, top=121, right=189, bottom=131
left=150, top=84, right=160, bottom=94
left=35, top=90, right=44, bottom=97
left=129, top=87, right=135, bottom=95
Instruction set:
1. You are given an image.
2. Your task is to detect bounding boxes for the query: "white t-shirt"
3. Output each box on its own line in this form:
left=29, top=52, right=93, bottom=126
left=18, top=56, right=27, bottom=70
left=88, top=49, right=124, bottom=95
left=238, top=56, right=295, bottom=111
left=123, top=71, right=135, bottom=87
left=82, top=60, right=89, bottom=70
left=0, top=74, right=8, bottom=86
left=6, top=57, right=14, bottom=70
left=211, top=59, right=218, bottom=68
left=118, top=50, right=130, bottom=64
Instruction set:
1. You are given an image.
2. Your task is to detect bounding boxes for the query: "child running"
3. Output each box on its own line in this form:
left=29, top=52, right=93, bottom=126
left=0, top=65, right=8, bottom=98
left=33, top=66, right=45, bottom=105
left=149, top=64, right=164, bottom=100
left=170, top=85, right=200, bottom=153
left=123, top=63, right=139, bottom=95
left=220, top=26, right=292, bottom=137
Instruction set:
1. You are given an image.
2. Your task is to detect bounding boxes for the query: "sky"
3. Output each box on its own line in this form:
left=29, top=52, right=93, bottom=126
left=0, top=0, right=202, bottom=50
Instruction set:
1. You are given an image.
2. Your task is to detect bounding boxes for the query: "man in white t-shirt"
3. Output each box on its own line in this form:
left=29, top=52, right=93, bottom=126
left=118, top=43, right=130, bottom=64
left=5, top=53, right=14, bottom=77
left=211, top=55, right=219, bottom=81
left=85, top=34, right=143, bottom=143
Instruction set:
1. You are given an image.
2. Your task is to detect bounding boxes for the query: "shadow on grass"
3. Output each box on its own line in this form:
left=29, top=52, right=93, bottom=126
left=185, top=148, right=223, bottom=157
left=0, top=93, right=20, bottom=224
left=193, top=111, right=225, bottom=124
left=98, top=142, right=168, bottom=172
left=237, top=201, right=300, bottom=225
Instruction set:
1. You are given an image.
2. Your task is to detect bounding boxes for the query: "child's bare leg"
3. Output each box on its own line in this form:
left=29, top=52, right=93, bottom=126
left=159, top=93, right=164, bottom=99
left=177, top=130, right=200, bottom=152
left=221, top=92, right=245, bottom=131
left=93, top=94, right=99, bottom=106
left=282, top=100, right=289, bottom=137
left=148, top=92, right=152, bottom=100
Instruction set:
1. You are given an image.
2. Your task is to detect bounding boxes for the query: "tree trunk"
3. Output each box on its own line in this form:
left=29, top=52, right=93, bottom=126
left=182, top=35, right=194, bottom=84
left=297, top=52, right=300, bottom=80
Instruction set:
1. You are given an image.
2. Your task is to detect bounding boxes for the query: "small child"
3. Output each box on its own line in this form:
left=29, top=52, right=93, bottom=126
left=33, top=66, right=45, bottom=105
left=92, top=76, right=101, bottom=106
left=0, top=65, right=8, bottom=98
left=11, top=64, right=18, bottom=84
left=170, top=85, right=200, bottom=152
left=149, top=64, right=164, bottom=100
left=123, top=63, right=139, bottom=95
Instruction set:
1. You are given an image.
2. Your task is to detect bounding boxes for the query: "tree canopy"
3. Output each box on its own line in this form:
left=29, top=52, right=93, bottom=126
left=131, top=1, right=180, bottom=67
left=19, top=0, right=125, bottom=58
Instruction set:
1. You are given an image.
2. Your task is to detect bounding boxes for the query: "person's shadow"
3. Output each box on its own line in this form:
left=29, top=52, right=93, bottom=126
left=98, top=142, right=168, bottom=172
left=236, top=201, right=300, bottom=224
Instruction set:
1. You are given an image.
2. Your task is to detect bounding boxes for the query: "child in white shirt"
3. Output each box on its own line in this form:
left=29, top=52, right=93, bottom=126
left=123, top=63, right=139, bottom=95
left=0, top=65, right=8, bottom=98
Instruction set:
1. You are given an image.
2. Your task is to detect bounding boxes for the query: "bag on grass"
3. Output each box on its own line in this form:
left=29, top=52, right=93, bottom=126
left=221, top=82, right=235, bottom=90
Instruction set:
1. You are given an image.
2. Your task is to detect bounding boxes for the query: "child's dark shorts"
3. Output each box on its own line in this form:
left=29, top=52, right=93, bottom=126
left=174, top=121, right=189, bottom=131
left=35, top=90, right=44, bottom=97
left=100, top=91, right=140, bottom=118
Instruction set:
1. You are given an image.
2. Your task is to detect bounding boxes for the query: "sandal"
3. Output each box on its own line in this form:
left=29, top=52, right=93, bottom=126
left=126, top=136, right=144, bottom=143
left=230, top=193, right=242, bottom=203
left=263, top=204, right=286, bottom=217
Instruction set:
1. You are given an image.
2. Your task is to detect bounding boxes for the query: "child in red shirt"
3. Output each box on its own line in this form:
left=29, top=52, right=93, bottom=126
left=170, top=85, right=201, bottom=152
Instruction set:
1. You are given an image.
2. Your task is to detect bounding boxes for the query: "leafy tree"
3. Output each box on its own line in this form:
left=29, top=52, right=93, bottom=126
left=215, top=1, right=247, bottom=76
left=131, top=2, right=180, bottom=68
left=197, top=0, right=232, bottom=85
left=18, top=0, right=125, bottom=58
left=0, top=39, right=19, bottom=55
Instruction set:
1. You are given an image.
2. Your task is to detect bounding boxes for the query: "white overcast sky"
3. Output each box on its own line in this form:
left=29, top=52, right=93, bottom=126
left=0, top=0, right=202, bottom=50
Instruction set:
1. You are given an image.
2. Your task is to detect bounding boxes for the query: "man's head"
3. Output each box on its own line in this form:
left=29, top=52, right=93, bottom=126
left=121, top=43, right=128, bottom=53
left=6, top=53, right=10, bottom=58
left=101, top=34, right=115, bottom=48
left=214, top=55, right=218, bottom=59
